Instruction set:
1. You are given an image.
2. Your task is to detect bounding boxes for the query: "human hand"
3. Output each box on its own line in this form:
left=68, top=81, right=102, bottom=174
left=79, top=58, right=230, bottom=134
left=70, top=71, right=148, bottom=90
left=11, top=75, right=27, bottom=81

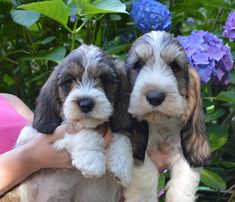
left=95, top=123, right=112, bottom=149
left=24, top=123, right=113, bottom=171
left=148, top=143, right=171, bottom=173
left=24, top=124, right=74, bottom=171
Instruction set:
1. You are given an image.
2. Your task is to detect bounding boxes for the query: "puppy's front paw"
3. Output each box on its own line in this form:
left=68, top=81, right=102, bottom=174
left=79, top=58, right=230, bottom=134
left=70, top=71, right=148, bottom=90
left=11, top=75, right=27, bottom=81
left=109, top=158, right=132, bottom=187
left=74, top=150, right=106, bottom=178
left=107, top=133, right=133, bottom=187
left=166, top=188, right=194, bottom=202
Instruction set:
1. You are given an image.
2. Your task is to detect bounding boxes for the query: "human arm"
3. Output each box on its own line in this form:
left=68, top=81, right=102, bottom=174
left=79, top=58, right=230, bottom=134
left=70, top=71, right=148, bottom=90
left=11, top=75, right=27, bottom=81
left=0, top=94, right=73, bottom=195
left=0, top=124, right=73, bottom=196
left=0, top=93, right=33, bottom=122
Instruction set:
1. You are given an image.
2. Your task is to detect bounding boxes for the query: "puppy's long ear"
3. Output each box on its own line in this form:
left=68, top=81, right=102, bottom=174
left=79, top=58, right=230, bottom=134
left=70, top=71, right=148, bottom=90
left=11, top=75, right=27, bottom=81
left=110, top=61, right=149, bottom=163
left=32, top=68, right=62, bottom=134
left=131, top=119, right=149, bottom=163
left=110, top=61, right=132, bottom=133
left=181, top=67, right=211, bottom=167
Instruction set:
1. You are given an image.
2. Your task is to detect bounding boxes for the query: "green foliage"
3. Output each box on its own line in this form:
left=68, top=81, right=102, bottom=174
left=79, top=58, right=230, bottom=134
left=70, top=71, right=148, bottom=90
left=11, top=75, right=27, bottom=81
left=201, top=168, right=226, bottom=190
left=0, top=0, right=235, bottom=201
left=208, top=125, right=228, bottom=152
left=78, top=0, right=128, bottom=15
left=10, top=10, right=40, bottom=28
left=18, top=0, right=69, bottom=26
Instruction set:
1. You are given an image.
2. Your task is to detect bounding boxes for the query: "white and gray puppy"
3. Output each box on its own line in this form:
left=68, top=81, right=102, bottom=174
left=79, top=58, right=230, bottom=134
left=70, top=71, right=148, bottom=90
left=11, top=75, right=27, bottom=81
left=2, top=44, right=133, bottom=202
left=124, top=31, right=211, bottom=202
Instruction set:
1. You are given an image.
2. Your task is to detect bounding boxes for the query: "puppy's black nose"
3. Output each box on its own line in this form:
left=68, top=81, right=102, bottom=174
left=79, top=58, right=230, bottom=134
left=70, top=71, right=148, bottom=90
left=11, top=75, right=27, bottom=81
left=146, top=91, right=165, bottom=106
left=79, top=98, right=94, bottom=113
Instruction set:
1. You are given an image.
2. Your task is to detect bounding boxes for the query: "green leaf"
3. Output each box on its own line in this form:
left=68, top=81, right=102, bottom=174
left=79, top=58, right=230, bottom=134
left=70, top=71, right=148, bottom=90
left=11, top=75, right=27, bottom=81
left=10, top=9, right=40, bottom=28
left=208, top=125, right=228, bottom=152
left=216, top=91, right=235, bottom=103
left=3, top=75, right=15, bottom=85
left=110, top=14, right=121, bottom=21
left=105, top=44, right=130, bottom=55
left=201, top=0, right=232, bottom=9
left=222, top=161, right=235, bottom=168
left=22, top=47, right=66, bottom=63
left=18, top=0, right=69, bottom=26
left=197, top=186, right=213, bottom=191
left=41, top=47, right=66, bottom=63
left=205, top=108, right=225, bottom=123
left=158, top=174, right=165, bottom=193
left=201, top=169, right=226, bottom=190
left=69, top=2, right=78, bottom=16
left=41, top=36, right=56, bottom=45
left=78, top=0, right=128, bottom=15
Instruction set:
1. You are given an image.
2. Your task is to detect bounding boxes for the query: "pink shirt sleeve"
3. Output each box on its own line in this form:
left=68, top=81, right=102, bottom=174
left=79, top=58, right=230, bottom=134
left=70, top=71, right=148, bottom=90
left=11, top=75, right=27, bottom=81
left=0, top=96, right=28, bottom=154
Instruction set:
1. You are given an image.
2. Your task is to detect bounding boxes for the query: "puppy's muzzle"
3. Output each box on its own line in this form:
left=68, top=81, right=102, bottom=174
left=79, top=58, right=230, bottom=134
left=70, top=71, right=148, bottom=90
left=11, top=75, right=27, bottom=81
left=146, top=91, right=165, bottom=106
left=78, top=97, right=95, bottom=113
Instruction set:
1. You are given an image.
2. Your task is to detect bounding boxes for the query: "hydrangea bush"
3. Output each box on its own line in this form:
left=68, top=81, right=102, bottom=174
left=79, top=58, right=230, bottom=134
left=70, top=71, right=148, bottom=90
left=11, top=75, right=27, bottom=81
left=177, top=31, right=234, bottom=84
left=0, top=0, right=235, bottom=201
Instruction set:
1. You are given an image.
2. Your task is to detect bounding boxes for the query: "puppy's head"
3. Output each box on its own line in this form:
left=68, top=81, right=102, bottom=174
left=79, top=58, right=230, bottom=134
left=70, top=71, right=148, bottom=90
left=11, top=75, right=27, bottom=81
left=126, top=31, right=210, bottom=166
left=33, top=44, right=126, bottom=133
left=127, top=31, right=188, bottom=123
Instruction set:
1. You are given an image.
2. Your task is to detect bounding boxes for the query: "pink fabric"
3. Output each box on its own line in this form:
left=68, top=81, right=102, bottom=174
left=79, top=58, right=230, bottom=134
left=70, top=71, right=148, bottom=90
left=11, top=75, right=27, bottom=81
left=0, top=96, right=28, bottom=154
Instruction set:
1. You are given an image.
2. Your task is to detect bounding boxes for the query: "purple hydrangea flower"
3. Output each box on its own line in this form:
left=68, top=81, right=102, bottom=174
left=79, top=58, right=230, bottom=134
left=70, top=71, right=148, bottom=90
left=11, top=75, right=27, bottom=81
left=177, top=30, right=234, bottom=85
left=223, top=11, right=235, bottom=42
left=130, top=0, right=171, bottom=33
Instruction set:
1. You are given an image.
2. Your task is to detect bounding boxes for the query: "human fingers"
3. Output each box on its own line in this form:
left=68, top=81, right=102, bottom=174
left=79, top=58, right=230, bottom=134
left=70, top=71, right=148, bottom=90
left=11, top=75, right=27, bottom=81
left=148, top=149, right=169, bottom=173
left=158, top=142, right=171, bottom=154
left=48, top=124, right=79, bottom=143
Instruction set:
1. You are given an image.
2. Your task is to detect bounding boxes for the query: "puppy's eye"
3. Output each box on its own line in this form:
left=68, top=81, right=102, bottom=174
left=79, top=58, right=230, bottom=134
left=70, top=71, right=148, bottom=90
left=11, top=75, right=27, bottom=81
left=58, top=76, right=75, bottom=86
left=170, top=61, right=181, bottom=73
left=133, top=61, right=143, bottom=72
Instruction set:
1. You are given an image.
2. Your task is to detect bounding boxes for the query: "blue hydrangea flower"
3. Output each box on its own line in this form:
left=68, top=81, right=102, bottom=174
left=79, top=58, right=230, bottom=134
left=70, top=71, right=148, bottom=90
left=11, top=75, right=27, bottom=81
left=223, top=11, right=235, bottom=42
left=177, top=30, right=234, bottom=85
left=120, top=32, right=134, bottom=42
left=130, top=0, right=171, bottom=33
left=70, top=15, right=77, bottom=23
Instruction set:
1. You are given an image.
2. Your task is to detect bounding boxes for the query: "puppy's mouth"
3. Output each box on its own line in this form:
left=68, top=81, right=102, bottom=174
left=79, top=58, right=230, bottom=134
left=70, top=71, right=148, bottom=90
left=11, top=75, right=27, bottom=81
left=143, top=111, right=170, bottom=122
left=143, top=109, right=184, bottom=122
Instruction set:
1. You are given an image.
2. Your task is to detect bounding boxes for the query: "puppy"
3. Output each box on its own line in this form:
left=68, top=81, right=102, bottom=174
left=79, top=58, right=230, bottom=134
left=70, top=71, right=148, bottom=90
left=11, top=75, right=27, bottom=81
left=124, top=31, right=211, bottom=202
left=1, top=44, right=133, bottom=202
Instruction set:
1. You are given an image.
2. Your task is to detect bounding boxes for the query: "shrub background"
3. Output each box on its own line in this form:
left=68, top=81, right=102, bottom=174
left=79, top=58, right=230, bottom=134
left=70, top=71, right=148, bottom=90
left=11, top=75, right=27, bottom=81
left=0, top=0, right=234, bottom=201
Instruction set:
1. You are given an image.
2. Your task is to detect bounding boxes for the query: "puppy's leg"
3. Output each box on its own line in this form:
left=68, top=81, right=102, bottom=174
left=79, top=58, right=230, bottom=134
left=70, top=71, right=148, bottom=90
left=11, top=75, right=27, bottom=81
left=166, top=151, right=200, bottom=202
left=16, top=125, right=38, bottom=146
left=54, top=129, right=106, bottom=178
left=106, top=133, right=133, bottom=187
left=124, top=155, right=159, bottom=202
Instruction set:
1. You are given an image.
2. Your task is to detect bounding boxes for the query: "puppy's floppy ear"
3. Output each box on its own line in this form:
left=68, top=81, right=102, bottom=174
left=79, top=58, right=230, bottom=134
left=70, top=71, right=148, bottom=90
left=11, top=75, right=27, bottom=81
left=110, top=60, right=149, bottom=163
left=32, top=68, right=62, bottom=134
left=181, top=67, right=211, bottom=167
left=110, top=60, right=132, bottom=133
left=131, top=119, right=149, bottom=164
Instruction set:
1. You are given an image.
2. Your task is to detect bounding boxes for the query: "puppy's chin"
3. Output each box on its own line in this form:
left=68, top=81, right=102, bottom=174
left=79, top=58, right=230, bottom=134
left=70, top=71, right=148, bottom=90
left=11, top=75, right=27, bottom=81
left=66, top=118, right=107, bottom=129
left=143, top=112, right=170, bottom=122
